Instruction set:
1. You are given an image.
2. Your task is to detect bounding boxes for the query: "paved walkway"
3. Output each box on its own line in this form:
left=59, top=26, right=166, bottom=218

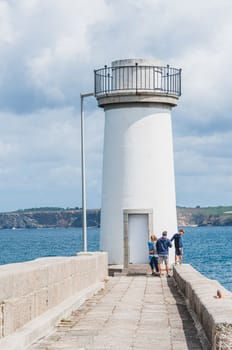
left=30, top=275, right=208, bottom=350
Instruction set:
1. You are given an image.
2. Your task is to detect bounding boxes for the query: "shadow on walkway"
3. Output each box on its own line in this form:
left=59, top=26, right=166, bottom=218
left=166, top=277, right=211, bottom=350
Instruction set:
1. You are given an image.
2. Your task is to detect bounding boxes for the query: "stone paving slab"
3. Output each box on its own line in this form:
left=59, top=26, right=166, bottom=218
left=29, top=275, right=208, bottom=350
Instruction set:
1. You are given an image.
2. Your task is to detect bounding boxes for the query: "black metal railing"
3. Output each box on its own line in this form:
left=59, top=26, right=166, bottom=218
left=94, top=64, right=181, bottom=97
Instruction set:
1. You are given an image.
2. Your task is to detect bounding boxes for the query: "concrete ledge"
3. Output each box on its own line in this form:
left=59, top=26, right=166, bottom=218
left=0, top=281, right=105, bottom=350
left=97, top=92, right=179, bottom=108
left=0, top=252, right=108, bottom=346
left=173, top=264, right=232, bottom=350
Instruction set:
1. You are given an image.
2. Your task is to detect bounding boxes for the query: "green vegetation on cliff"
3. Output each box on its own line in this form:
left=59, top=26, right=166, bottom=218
left=177, top=206, right=232, bottom=226
left=0, top=206, right=232, bottom=229
left=14, top=206, right=80, bottom=213
left=0, top=209, right=99, bottom=229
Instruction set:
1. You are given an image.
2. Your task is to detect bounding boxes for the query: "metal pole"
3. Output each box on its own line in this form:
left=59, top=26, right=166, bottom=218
left=80, top=92, right=94, bottom=252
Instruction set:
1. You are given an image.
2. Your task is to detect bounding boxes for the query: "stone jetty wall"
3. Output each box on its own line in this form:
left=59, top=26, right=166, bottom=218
left=173, top=264, right=232, bottom=350
left=0, top=252, right=107, bottom=342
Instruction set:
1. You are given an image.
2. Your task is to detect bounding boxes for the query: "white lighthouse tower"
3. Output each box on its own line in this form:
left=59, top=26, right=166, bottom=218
left=94, top=59, right=181, bottom=267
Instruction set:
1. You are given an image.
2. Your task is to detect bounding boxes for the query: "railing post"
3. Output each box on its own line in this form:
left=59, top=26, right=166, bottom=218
left=167, top=64, right=169, bottom=94
left=94, top=70, right=96, bottom=95
left=135, top=62, right=138, bottom=94
left=104, top=65, right=107, bottom=94
left=107, top=72, right=110, bottom=94
left=179, top=68, right=182, bottom=96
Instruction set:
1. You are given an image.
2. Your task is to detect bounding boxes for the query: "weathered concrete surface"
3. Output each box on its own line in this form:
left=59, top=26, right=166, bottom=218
left=0, top=252, right=108, bottom=349
left=30, top=275, right=207, bottom=350
left=0, top=282, right=105, bottom=350
left=173, top=264, right=232, bottom=350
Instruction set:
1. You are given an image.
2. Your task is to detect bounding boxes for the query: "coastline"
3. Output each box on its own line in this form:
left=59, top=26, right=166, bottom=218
left=0, top=206, right=232, bottom=229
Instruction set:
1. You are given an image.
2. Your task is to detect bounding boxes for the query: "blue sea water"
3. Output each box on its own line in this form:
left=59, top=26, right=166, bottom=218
left=0, top=227, right=99, bottom=265
left=0, top=226, right=231, bottom=292
left=182, top=226, right=232, bottom=292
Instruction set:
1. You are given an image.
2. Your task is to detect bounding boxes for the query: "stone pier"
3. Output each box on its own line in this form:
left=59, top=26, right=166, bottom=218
left=29, top=274, right=209, bottom=350
left=174, top=264, right=232, bottom=350
left=0, top=252, right=108, bottom=350
left=0, top=258, right=231, bottom=350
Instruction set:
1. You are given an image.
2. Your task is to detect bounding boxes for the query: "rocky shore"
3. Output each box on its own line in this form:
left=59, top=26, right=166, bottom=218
left=0, top=206, right=232, bottom=229
left=177, top=206, right=232, bottom=226
left=0, top=209, right=100, bottom=229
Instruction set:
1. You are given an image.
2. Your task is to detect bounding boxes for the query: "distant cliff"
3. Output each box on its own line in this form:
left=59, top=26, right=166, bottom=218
left=0, top=206, right=232, bottom=229
left=177, top=206, right=232, bottom=226
left=0, top=209, right=100, bottom=229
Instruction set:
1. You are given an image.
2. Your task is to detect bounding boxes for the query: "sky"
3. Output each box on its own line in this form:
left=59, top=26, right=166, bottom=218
left=0, top=0, right=232, bottom=212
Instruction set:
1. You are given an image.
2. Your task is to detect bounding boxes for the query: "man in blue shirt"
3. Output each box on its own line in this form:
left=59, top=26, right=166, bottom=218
left=171, top=229, right=185, bottom=265
left=156, top=231, right=172, bottom=277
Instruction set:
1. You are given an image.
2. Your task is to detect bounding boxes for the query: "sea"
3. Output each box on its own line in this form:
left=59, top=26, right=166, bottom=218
left=0, top=226, right=231, bottom=292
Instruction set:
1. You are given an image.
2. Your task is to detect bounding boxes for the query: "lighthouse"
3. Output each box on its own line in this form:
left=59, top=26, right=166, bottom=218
left=94, top=59, right=181, bottom=267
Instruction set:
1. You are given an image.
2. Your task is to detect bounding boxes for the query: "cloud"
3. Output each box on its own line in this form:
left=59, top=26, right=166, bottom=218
left=0, top=0, right=110, bottom=112
left=0, top=107, right=104, bottom=210
left=174, top=129, right=232, bottom=206
left=0, top=0, right=232, bottom=210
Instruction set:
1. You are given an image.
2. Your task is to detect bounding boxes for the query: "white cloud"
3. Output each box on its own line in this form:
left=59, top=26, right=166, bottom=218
left=0, top=106, right=104, bottom=210
left=0, top=0, right=110, bottom=109
left=0, top=1, right=16, bottom=43
left=174, top=130, right=232, bottom=206
left=0, top=0, right=232, bottom=210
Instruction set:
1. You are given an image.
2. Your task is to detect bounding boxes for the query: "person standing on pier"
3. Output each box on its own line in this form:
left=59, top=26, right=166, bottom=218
left=156, top=231, right=172, bottom=277
left=148, top=235, right=159, bottom=276
left=171, top=229, right=185, bottom=265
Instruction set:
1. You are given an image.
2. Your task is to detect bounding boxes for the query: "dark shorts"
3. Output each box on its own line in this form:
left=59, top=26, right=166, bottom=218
left=175, top=247, right=183, bottom=256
